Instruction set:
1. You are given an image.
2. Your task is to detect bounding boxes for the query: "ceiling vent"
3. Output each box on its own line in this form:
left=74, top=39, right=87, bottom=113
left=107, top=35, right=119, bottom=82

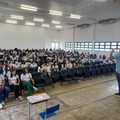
left=98, top=18, right=117, bottom=24
left=113, top=0, right=120, bottom=4
left=76, top=24, right=91, bottom=29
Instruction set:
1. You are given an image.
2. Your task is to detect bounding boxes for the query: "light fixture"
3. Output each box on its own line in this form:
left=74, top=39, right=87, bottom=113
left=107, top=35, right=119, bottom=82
left=10, top=15, right=24, bottom=20
left=70, top=14, right=82, bottom=19
left=6, top=19, right=17, bottom=24
left=20, top=4, right=38, bottom=12
left=41, top=24, right=50, bottom=28
left=52, top=20, right=60, bottom=24
left=33, top=18, right=44, bottom=22
left=49, top=10, right=63, bottom=16
left=25, top=21, right=35, bottom=26
left=55, top=25, right=63, bottom=29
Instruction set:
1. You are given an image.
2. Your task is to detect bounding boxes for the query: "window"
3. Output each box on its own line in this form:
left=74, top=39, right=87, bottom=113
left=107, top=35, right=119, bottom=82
left=65, top=41, right=120, bottom=50
left=117, top=42, right=120, bottom=49
left=71, top=42, right=74, bottom=48
left=89, top=43, right=93, bottom=46
left=81, top=42, right=84, bottom=46
left=99, top=43, right=105, bottom=49
left=85, top=43, right=88, bottom=46
left=89, top=43, right=93, bottom=48
left=95, top=43, right=99, bottom=46
left=94, top=42, right=100, bottom=49
left=74, top=42, right=78, bottom=48
left=52, top=42, right=59, bottom=49
left=111, top=42, right=117, bottom=46
left=100, top=43, right=104, bottom=46
left=105, top=42, right=110, bottom=49
left=118, top=43, right=120, bottom=46
left=85, top=43, right=89, bottom=48
left=80, top=42, right=84, bottom=48
left=65, top=42, right=72, bottom=49
left=100, top=46, right=104, bottom=49
left=95, top=46, right=99, bottom=48
left=111, top=42, right=117, bottom=49
left=111, top=45, right=116, bottom=49
left=77, top=43, right=81, bottom=48
left=118, top=45, right=120, bottom=49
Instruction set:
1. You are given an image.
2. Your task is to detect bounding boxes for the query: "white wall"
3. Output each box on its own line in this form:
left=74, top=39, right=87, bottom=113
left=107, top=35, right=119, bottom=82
left=0, top=23, right=61, bottom=49
left=0, top=21, right=120, bottom=51
left=61, top=21, right=120, bottom=56
left=95, top=22, right=120, bottom=42
left=62, top=21, right=120, bottom=43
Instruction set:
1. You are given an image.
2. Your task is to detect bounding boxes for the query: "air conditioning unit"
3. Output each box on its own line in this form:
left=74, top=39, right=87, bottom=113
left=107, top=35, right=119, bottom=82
left=76, top=24, right=91, bottom=29
left=113, top=0, right=120, bottom=4
left=98, top=18, right=117, bottom=24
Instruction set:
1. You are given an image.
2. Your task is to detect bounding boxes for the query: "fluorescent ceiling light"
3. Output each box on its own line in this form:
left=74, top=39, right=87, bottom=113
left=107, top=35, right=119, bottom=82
left=6, top=19, right=17, bottom=24
left=52, top=20, right=60, bottom=24
left=25, top=22, right=35, bottom=26
left=33, top=18, right=44, bottom=22
left=49, top=10, right=63, bottom=16
left=55, top=25, right=63, bottom=29
left=42, top=24, right=50, bottom=28
left=10, top=15, right=24, bottom=20
left=20, top=4, right=38, bottom=12
left=70, top=14, right=82, bottom=19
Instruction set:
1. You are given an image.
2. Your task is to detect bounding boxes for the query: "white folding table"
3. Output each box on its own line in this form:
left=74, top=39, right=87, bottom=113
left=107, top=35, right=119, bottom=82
left=27, top=93, right=50, bottom=120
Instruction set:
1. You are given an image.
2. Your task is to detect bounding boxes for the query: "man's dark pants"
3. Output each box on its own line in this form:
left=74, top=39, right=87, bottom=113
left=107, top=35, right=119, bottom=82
left=116, top=72, right=120, bottom=94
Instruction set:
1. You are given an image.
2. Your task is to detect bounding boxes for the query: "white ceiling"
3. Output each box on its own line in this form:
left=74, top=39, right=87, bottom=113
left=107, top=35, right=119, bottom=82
left=0, top=0, right=120, bottom=28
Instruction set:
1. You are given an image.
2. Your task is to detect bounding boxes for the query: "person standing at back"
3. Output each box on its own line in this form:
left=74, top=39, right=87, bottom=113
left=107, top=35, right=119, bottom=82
left=0, top=68, right=10, bottom=109
left=110, top=49, right=120, bottom=96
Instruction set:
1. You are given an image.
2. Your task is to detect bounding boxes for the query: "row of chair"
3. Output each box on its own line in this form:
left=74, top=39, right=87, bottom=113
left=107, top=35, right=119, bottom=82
left=32, top=63, right=116, bottom=87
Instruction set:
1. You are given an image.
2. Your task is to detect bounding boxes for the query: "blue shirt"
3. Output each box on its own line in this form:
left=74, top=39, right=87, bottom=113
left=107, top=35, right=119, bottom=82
left=114, top=52, right=120, bottom=73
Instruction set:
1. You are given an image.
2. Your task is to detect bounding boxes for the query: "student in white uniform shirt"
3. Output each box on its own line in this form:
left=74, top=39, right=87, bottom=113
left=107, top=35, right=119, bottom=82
left=9, top=70, right=23, bottom=100
left=38, top=66, right=41, bottom=72
left=30, top=61, right=38, bottom=68
left=21, top=69, right=36, bottom=96
left=41, top=63, right=51, bottom=75
left=66, top=62, right=73, bottom=69
left=6, top=68, right=11, bottom=79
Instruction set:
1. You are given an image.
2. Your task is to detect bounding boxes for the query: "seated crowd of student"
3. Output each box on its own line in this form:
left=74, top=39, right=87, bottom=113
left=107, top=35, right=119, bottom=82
left=0, top=67, right=38, bottom=109
left=0, top=48, right=115, bottom=109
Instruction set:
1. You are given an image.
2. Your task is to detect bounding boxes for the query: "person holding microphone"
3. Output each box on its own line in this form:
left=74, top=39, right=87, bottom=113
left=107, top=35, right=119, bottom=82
left=110, top=48, right=120, bottom=96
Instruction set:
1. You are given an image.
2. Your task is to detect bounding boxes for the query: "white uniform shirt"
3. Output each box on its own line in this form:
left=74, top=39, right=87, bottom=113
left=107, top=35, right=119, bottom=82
left=9, top=75, right=19, bottom=85
left=21, top=73, right=32, bottom=82
left=67, top=63, right=73, bottom=69
left=0, top=74, right=4, bottom=86
left=42, top=65, right=51, bottom=73
left=30, top=63, right=38, bottom=68
left=7, top=71, right=11, bottom=80
left=38, top=66, right=41, bottom=72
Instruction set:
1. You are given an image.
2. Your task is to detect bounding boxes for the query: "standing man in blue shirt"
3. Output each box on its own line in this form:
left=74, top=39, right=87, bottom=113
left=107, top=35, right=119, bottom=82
left=110, top=49, right=120, bottom=96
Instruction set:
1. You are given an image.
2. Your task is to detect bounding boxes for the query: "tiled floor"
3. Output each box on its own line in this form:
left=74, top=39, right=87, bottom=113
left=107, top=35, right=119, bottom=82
left=0, top=75, right=120, bottom=120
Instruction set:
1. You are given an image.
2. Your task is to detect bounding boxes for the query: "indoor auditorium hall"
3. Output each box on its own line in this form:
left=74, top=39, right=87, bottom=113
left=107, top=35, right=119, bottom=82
left=0, top=0, right=120, bottom=120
